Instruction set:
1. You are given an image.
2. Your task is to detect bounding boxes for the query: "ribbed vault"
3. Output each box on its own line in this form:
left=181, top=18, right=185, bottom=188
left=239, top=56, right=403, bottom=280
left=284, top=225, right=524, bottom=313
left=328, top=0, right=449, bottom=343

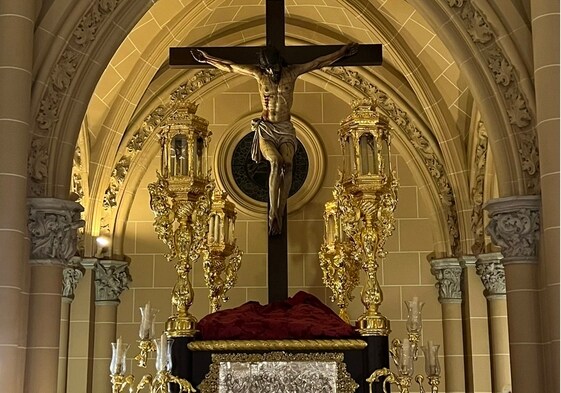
left=31, top=0, right=537, bottom=257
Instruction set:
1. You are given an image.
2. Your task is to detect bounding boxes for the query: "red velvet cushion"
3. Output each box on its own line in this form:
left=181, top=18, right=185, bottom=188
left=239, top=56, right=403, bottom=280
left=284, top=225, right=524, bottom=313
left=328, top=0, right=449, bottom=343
left=198, top=291, right=356, bottom=340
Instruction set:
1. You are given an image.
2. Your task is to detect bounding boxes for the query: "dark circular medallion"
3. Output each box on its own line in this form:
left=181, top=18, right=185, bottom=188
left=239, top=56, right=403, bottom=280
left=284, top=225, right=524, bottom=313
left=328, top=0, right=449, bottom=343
left=231, top=132, right=309, bottom=202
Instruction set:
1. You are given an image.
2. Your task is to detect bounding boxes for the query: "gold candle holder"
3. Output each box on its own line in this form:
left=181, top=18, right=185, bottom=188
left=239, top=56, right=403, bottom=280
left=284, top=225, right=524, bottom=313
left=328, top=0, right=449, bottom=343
left=202, top=188, right=242, bottom=313
left=334, top=99, right=398, bottom=336
left=110, top=335, right=197, bottom=393
left=367, top=298, right=440, bottom=393
left=148, top=99, right=213, bottom=337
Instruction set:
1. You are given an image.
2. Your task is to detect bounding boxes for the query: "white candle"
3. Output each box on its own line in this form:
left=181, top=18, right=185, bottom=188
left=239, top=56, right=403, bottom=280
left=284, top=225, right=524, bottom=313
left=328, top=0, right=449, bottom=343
left=116, top=336, right=123, bottom=358
left=428, top=340, right=435, bottom=366
left=214, top=215, right=220, bottom=242
left=156, top=333, right=169, bottom=372
left=140, top=302, right=151, bottom=339
left=116, top=336, right=124, bottom=374
left=412, top=296, right=419, bottom=314
left=160, top=333, right=167, bottom=361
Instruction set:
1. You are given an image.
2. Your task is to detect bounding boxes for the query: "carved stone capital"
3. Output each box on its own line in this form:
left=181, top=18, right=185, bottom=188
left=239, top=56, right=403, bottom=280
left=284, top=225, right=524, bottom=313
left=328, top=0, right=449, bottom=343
left=484, top=196, right=540, bottom=264
left=27, top=198, right=85, bottom=265
left=62, top=257, right=85, bottom=302
left=93, top=260, right=132, bottom=304
left=475, top=253, right=506, bottom=299
left=430, top=258, right=463, bottom=303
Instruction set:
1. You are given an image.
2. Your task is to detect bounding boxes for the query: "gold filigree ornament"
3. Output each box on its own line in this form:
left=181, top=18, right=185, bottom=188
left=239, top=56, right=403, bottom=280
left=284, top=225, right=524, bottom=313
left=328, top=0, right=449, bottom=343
left=321, top=98, right=398, bottom=336
left=148, top=98, right=242, bottom=337
left=319, top=184, right=362, bottom=323
left=187, top=339, right=367, bottom=352
left=201, top=188, right=243, bottom=313
left=199, top=352, right=359, bottom=393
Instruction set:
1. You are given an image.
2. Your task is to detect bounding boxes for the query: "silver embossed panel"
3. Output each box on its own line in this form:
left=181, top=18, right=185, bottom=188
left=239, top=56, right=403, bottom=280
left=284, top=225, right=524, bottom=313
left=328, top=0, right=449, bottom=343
left=199, top=352, right=358, bottom=393
left=219, top=360, right=337, bottom=392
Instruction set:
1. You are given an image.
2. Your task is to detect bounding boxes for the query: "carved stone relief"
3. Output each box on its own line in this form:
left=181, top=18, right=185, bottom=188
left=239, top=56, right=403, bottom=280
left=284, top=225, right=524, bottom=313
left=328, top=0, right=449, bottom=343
left=470, top=121, right=488, bottom=255
left=475, top=253, right=506, bottom=298
left=445, top=0, right=539, bottom=193
left=93, top=260, right=132, bottom=303
left=31, top=0, right=125, bottom=196
left=63, top=261, right=86, bottom=301
left=485, top=197, right=540, bottom=262
left=430, top=258, right=463, bottom=303
left=28, top=198, right=85, bottom=262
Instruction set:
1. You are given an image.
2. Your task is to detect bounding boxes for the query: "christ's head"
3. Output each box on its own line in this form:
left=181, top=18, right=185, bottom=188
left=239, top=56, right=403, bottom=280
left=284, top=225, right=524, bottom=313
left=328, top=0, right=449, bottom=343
left=259, top=46, right=284, bottom=84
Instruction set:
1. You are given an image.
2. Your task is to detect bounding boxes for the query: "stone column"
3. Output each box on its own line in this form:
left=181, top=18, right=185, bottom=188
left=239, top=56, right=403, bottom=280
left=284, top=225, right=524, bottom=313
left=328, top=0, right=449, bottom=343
left=485, top=196, right=543, bottom=393
left=459, top=256, right=491, bottom=393
left=25, top=198, right=84, bottom=393
left=91, top=260, right=131, bottom=393
left=57, top=259, right=85, bottom=393
left=430, top=258, right=466, bottom=393
left=531, top=1, right=560, bottom=391
left=0, top=1, right=35, bottom=391
left=475, top=252, right=511, bottom=393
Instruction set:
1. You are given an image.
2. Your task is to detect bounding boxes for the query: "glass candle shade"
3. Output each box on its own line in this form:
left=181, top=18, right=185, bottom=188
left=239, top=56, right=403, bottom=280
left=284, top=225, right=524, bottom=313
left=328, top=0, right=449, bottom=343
left=109, top=338, right=130, bottom=375
left=155, top=334, right=173, bottom=373
left=398, top=338, right=414, bottom=377
left=422, top=341, right=441, bottom=377
left=139, top=302, right=158, bottom=340
left=405, top=297, right=424, bottom=334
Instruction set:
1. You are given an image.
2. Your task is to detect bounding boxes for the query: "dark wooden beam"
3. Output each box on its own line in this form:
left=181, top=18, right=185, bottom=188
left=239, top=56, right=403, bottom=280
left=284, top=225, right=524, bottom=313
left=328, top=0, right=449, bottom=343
left=268, top=208, right=288, bottom=302
left=266, top=0, right=285, bottom=48
left=170, top=44, right=382, bottom=68
left=169, top=46, right=264, bottom=67
left=281, top=44, right=382, bottom=66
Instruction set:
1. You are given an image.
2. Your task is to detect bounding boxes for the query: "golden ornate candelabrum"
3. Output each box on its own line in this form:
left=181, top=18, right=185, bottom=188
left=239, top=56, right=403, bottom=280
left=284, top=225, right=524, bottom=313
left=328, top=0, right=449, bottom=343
left=319, top=182, right=361, bottom=323
left=320, top=98, right=398, bottom=335
left=202, top=188, right=243, bottom=313
left=110, top=305, right=196, bottom=393
left=366, top=298, right=441, bottom=393
left=148, top=99, right=241, bottom=337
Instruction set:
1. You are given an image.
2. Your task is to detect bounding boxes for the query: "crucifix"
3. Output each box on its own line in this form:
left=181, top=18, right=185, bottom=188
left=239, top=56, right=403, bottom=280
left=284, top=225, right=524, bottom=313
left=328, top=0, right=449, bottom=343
left=170, top=0, right=382, bottom=303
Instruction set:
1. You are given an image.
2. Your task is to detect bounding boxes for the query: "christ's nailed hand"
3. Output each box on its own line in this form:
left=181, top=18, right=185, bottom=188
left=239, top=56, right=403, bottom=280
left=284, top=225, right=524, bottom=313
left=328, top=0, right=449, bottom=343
left=191, top=49, right=206, bottom=63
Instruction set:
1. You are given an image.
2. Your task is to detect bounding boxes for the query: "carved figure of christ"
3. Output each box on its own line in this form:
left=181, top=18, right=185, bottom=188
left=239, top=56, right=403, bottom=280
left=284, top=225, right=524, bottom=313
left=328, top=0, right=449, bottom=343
left=169, top=0, right=382, bottom=302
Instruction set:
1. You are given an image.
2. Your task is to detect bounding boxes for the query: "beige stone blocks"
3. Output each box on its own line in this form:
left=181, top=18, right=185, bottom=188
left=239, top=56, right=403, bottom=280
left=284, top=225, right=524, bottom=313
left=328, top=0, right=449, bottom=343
left=383, top=253, right=420, bottom=285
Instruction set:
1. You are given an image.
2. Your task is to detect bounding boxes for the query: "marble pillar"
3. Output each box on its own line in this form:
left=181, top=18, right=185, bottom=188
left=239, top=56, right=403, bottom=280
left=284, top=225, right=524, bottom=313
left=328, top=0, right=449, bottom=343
left=475, top=252, right=511, bottom=393
left=25, top=198, right=84, bottom=393
left=430, top=258, right=466, bottom=393
left=91, top=260, right=131, bottom=393
left=485, top=196, right=543, bottom=393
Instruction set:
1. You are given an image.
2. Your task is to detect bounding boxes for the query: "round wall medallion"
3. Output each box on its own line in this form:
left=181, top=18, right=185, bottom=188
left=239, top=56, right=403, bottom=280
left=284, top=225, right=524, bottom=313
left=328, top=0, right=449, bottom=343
left=230, top=133, right=309, bottom=203
left=214, top=113, right=326, bottom=218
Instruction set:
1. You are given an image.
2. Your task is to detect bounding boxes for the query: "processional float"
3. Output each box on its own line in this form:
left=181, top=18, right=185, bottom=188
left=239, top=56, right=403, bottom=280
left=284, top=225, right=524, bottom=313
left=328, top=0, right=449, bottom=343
left=109, top=98, right=441, bottom=393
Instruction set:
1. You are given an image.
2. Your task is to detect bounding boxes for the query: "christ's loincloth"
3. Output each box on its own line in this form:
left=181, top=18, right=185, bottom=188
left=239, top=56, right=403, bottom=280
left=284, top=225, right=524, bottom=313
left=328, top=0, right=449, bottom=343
left=251, top=118, right=297, bottom=163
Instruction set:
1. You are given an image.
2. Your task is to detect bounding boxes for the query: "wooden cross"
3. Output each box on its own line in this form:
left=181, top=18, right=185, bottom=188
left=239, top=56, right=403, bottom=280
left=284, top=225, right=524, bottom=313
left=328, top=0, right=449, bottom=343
left=170, top=0, right=382, bottom=303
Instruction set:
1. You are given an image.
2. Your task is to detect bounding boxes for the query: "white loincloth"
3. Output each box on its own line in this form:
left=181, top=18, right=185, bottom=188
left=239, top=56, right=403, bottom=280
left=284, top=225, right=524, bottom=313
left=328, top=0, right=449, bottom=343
left=251, top=119, right=297, bottom=163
